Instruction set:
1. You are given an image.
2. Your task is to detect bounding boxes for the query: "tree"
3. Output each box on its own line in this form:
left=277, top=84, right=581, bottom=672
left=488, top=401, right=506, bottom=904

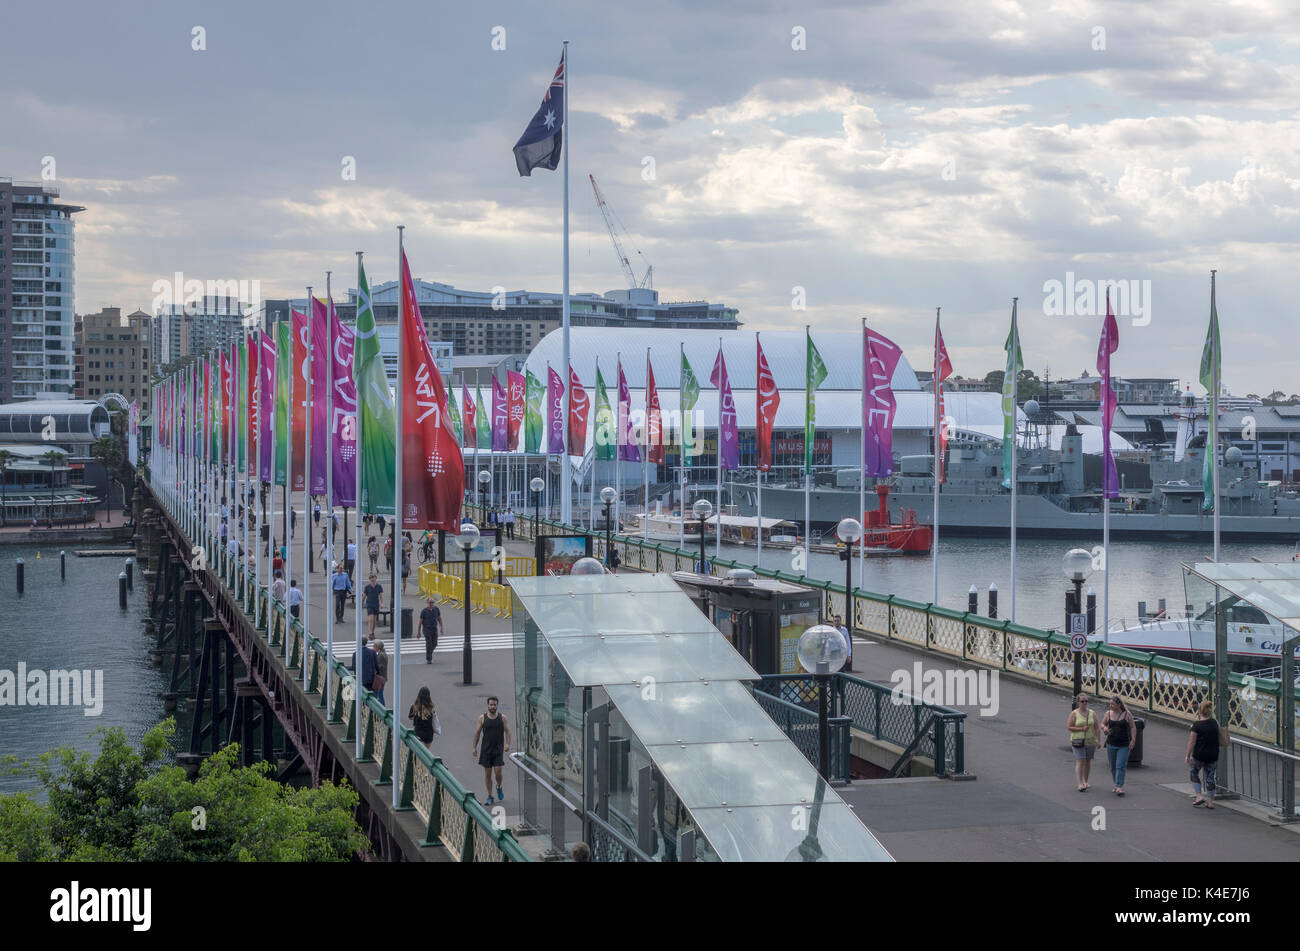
left=91, top=434, right=129, bottom=519
left=0, top=720, right=366, bottom=862
left=0, top=448, right=12, bottom=528
left=40, top=449, right=61, bottom=528
left=982, top=369, right=1044, bottom=403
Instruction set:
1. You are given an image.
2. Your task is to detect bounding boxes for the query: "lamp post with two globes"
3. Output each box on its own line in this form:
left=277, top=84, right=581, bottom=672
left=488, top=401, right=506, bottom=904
left=530, top=476, right=545, bottom=538
left=600, top=485, right=617, bottom=567
left=458, top=522, right=480, bottom=684
left=1063, top=547, right=1093, bottom=700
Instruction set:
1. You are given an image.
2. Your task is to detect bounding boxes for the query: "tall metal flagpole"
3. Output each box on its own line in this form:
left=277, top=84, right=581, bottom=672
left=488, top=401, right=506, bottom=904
left=303, top=286, right=313, bottom=687
left=716, top=335, right=723, bottom=560
left=1211, top=270, right=1220, bottom=562
left=474, top=370, right=480, bottom=516
left=615, top=351, right=622, bottom=541
left=591, top=357, right=598, bottom=531
left=932, top=308, right=941, bottom=608
left=355, top=252, right=365, bottom=755
left=560, top=40, right=572, bottom=524
left=1009, top=299, right=1018, bottom=623
left=325, top=270, right=334, bottom=713
left=268, top=333, right=276, bottom=645
left=644, top=347, right=651, bottom=541
left=678, top=344, right=686, bottom=553
left=393, top=226, right=406, bottom=810
left=804, top=325, right=811, bottom=564
left=859, top=319, right=866, bottom=588
left=756, top=331, right=764, bottom=569
left=241, top=334, right=249, bottom=598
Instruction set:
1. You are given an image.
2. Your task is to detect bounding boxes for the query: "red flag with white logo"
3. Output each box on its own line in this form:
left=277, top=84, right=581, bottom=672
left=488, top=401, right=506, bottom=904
left=756, top=336, right=780, bottom=472
left=935, top=317, right=953, bottom=484
left=646, top=357, right=664, bottom=465
left=568, top=365, right=589, bottom=455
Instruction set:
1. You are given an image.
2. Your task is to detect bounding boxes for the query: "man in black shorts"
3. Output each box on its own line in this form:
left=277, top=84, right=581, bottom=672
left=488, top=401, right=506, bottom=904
left=419, top=596, right=443, bottom=664
left=472, top=696, right=511, bottom=806
left=362, top=572, right=383, bottom=638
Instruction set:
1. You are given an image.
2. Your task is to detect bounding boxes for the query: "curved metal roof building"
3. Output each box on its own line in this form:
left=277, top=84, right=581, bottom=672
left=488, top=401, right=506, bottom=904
left=0, top=399, right=111, bottom=445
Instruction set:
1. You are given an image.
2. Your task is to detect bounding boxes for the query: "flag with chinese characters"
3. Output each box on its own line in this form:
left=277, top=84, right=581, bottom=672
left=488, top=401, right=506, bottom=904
left=329, top=303, right=358, bottom=507
left=491, top=375, right=508, bottom=452
left=310, top=297, right=329, bottom=495
left=507, top=370, right=525, bottom=450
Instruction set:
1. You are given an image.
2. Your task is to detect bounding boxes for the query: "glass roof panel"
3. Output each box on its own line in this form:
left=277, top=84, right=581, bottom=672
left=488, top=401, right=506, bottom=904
left=648, top=739, right=834, bottom=809
left=607, top=681, right=786, bottom=745
left=545, top=632, right=757, bottom=687
left=513, top=591, right=718, bottom=638
left=691, top=803, right=893, bottom=863
left=1184, top=563, right=1300, bottom=631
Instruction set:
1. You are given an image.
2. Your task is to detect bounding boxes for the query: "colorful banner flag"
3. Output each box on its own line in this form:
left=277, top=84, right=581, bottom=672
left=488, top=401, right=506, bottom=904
left=680, top=352, right=699, bottom=466
left=547, top=365, right=565, bottom=454
left=354, top=261, right=396, bottom=516
left=330, top=303, right=358, bottom=507
left=507, top=370, right=525, bottom=451
left=755, top=337, right=779, bottom=472
left=594, top=363, right=614, bottom=462
left=711, top=346, right=738, bottom=471
left=934, top=318, right=953, bottom=484
left=237, top=334, right=248, bottom=471
left=275, top=320, right=292, bottom=486
left=1098, top=290, right=1120, bottom=499
left=569, top=365, right=589, bottom=456
left=462, top=384, right=476, bottom=449
left=310, top=297, right=329, bottom=495
left=512, top=49, right=565, bottom=176
left=646, top=358, right=663, bottom=465
left=804, top=331, right=827, bottom=474
left=863, top=328, right=903, bottom=477
left=617, top=359, right=640, bottom=463
left=475, top=382, right=491, bottom=450
left=1200, top=281, right=1221, bottom=513
left=524, top=369, right=544, bottom=454
left=448, top=387, right=462, bottom=443
left=1001, top=302, right=1023, bottom=489
left=398, top=248, right=464, bottom=530
left=292, top=309, right=308, bottom=492
left=259, top=332, right=275, bottom=483
left=491, top=375, right=508, bottom=452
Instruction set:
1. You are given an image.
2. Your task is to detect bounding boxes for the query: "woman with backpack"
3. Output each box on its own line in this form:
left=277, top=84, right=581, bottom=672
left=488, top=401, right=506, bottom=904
left=408, top=686, right=440, bottom=749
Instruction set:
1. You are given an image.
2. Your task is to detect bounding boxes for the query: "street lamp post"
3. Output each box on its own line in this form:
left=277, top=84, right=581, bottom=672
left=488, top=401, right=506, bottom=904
left=1063, top=548, right=1093, bottom=701
left=477, top=469, right=491, bottom=521
left=530, top=476, right=544, bottom=539
left=458, top=522, right=480, bottom=685
left=837, top=517, right=862, bottom=673
left=692, top=498, right=712, bottom=575
left=797, top=623, right=849, bottom=779
left=600, top=485, right=617, bottom=568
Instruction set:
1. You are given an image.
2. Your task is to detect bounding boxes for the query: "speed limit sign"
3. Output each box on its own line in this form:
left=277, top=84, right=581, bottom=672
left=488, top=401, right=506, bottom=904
left=1070, top=633, right=1087, bottom=652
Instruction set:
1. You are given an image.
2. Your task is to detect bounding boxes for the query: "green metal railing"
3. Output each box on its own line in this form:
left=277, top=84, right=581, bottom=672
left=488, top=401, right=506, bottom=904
left=150, top=480, right=529, bottom=862
left=472, top=502, right=1300, bottom=751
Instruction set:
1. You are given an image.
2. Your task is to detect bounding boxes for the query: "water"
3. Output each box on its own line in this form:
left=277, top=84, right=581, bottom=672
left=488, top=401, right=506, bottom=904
left=714, top=535, right=1296, bottom=633
left=0, top=545, right=172, bottom=795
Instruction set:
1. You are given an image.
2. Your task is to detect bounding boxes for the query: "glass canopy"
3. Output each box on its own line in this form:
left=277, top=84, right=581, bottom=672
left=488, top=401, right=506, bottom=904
left=1184, top=562, right=1300, bottom=634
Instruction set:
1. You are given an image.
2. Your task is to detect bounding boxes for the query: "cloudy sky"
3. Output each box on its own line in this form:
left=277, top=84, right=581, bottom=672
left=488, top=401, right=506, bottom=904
left=3, top=0, right=1297, bottom=394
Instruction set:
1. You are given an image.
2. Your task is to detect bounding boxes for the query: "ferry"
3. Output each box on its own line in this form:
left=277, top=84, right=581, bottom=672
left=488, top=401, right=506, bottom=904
left=1103, top=598, right=1299, bottom=676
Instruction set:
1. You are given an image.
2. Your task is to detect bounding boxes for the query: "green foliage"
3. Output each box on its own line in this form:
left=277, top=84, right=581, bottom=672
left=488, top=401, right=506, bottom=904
left=0, top=719, right=365, bottom=862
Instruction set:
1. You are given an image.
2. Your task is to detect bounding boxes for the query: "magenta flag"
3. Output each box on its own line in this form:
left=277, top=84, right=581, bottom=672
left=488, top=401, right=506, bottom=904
left=617, top=359, right=640, bottom=462
left=864, top=328, right=904, bottom=477
left=547, top=365, right=565, bottom=454
left=507, top=370, right=525, bottom=450
left=310, top=297, right=328, bottom=495
left=1097, top=289, right=1120, bottom=499
left=710, top=347, right=738, bottom=471
left=259, top=332, right=275, bottom=483
left=491, top=374, right=508, bottom=451
left=330, top=303, right=358, bottom=507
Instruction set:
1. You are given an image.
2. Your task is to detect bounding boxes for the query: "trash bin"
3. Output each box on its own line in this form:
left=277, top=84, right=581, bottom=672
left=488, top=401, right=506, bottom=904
left=401, top=607, right=413, bottom=641
left=1129, top=717, right=1145, bottom=766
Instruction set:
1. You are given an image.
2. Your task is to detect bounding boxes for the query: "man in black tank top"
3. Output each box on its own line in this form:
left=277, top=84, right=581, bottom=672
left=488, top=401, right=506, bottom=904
left=472, top=696, right=512, bottom=806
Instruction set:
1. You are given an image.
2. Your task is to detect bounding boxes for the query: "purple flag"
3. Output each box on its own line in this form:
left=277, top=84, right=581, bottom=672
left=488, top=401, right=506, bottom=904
left=710, top=347, right=739, bottom=471
left=617, top=359, right=640, bottom=462
left=330, top=303, right=358, bottom=507
left=259, top=332, right=275, bottom=483
left=864, top=328, right=904, bottom=477
left=492, top=375, right=508, bottom=452
left=1097, top=290, right=1120, bottom=499
left=547, top=365, right=565, bottom=454
left=310, top=297, right=328, bottom=495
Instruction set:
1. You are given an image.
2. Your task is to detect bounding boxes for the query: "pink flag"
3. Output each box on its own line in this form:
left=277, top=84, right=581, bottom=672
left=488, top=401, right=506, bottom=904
left=491, top=375, right=508, bottom=452
left=507, top=370, right=525, bottom=450
left=310, top=297, right=329, bottom=495
left=547, top=365, right=565, bottom=454
left=330, top=302, right=358, bottom=507
left=617, top=359, right=640, bottom=463
left=568, top=365, right=589, bottom=455
left=1097, top=289, right=1120, bottom=498
left=864, top=328, right=903, bottom=477
left=462, top=383, right=476, bottom=447
left=259, top=332, right=275, bottom=483
left=710, top=347, right=738, bottom=471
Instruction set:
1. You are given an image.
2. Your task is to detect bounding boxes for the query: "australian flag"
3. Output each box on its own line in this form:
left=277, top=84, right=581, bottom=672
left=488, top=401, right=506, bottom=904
left=513, top=49, right=565, bottom=176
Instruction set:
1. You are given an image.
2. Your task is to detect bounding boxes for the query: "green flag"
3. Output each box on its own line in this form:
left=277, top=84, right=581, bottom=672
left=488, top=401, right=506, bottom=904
left=680, top=351, right=699, bottom=467
left=475, top=383, right=491, bottom=450
left=804, top=330, right=828, bottom=473
left=237, top=337, right=247, bottom=470
left=1200, top=281, right=1221, bottom=513
left=1001, top=301, right=1022, bottom=489
left=594, top=363, right=615, bottom=462
left=448, top=387, right=462, bottom=443
left=524, top=369, right=544, bottom=454
left=354, top=260, right=397, bottom=516
left=275, top=321, right=291, bottom=485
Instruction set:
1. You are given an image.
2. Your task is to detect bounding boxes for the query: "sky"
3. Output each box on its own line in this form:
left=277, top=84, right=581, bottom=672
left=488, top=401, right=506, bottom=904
left=2, top=0, right=1297, bottom=395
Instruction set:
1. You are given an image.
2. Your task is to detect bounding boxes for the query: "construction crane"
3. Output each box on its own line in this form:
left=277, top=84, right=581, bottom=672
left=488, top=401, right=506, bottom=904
left=589, top=173, right=653, bottom=289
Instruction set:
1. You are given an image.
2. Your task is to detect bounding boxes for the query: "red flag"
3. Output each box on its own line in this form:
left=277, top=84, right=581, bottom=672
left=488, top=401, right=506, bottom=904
left=646, top=358, right=664, bottom=464
left=291, top=309, right=308, bottom=492
left=756, top=336, right=780, bottom=471
left=935, top=318, right=953, bottom=484
left=400, top=249, right=464, bottom=530
left=461, top=383, right=476, bottom=447
left=568, top=365, right=589, bottom=455
left=507, top=370, right=525, bottom=450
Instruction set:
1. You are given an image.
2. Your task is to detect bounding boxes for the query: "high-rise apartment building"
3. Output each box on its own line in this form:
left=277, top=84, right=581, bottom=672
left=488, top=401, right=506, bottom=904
left=0, top=178, right=83, bottom=401
left=151, top=295, right=248, bottom=367
left=78, top=307, right=152, bottom=412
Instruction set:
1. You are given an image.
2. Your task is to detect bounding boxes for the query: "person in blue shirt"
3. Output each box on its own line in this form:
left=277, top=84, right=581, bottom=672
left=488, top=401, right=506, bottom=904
left=362, top=573, right=384, bottom=638
left=349, top=636, right=378, bottom=691
left=331, top=562, right=353, bottom=621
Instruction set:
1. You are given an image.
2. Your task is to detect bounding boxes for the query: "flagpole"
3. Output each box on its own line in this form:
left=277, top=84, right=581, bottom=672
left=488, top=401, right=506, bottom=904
left=756, top=331, right=764, bottom=568
left=354, top=252, right=366, bottom=755
left=394, top=227, right=405, bottom=810
left=474, top=371, right=480, bottom=516
left=560, top=40, right=572, bottom=525
left=303, top=287, right=313, bottom=688
left=804, top=325, right=811, bottom=563
left=644, top=348, right=651, bottom=541
left=241, top=336, right=249, bottom=598
left=1009, top=299, right=1018, bottom=623
left=1211, top=270, right=1220, bottom=562
left=932, top=308, right=941, bottom=608
left=716, top=336, right=723, bottom=560
left=679, top=344, right=687, bottom=553
left=615, top=352, right=622, bottom=542
left=267, top=334, right=277, bottom=653
left=859, top=318, right=866, bottom=589
left=325, top=270, right=334, bottom=712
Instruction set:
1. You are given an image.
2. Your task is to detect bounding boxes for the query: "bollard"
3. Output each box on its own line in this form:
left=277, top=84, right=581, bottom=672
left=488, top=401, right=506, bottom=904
left=16, top=557, right=24, bottom=596
left=968, top=585, right=978, bottom=614
left=1086, top=588, right=1096, bottom=636
left=119, top=571, right=128, bottom=609
left=125, top=557, right=134, bottom=591
left=60, top=550, right=66, bottom=582
left=988, top=582, right=998, bottom=619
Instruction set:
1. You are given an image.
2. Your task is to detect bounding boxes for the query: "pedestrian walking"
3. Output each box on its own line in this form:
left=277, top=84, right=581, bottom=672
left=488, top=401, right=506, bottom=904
left=290, top=506, right=296, bottom=538
left=372, top=641, right=389, bottom=706
left=1067, top=693, right=1101, bottom=791
left=401, top=550, right=411, bottom=595
left=408, top=686, right=440, bottom=749
left=1186, top=699, right=1222, bottom=809
left=420, top=596, right=443, bottom=663
left=349, top=635, right=377, bottom=691
left=345, top=539, right=357, bottom=577
left=384, top=534, right=394, bottom=572
left=367, top=535, right=379, bottom=572
left=1101, top=695, right=1137, bottom=795
left=472, top=696, right=512, bottom=806
left=331, top=562, right=352, bottom=622
left=376, top=513, right=386, bottom=536
left=362, top=572, right=383, bottom=638
left=833, top=613, right=852, bottom=672
left=331, top=510, right=339, bottom=537
left=272, top=546, right=284, bottom=576
left=313, top=500, right=321, bottom=525
left=505, top=508, right=515, bottom=539
left=271, top=570, right=286, bottom=603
